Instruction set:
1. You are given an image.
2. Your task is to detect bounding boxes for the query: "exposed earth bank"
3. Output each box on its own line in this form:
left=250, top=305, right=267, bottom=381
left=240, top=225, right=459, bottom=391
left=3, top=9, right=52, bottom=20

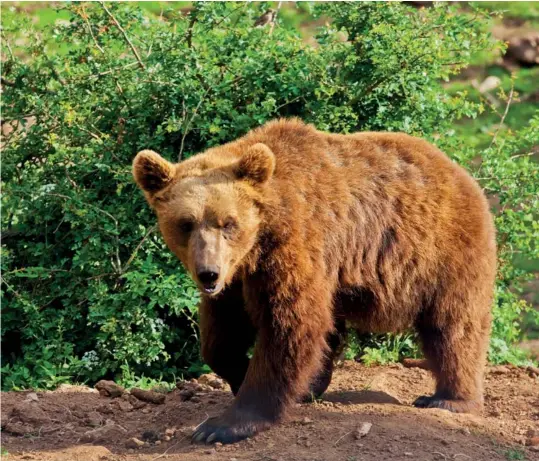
left=2, top=362, right=538, bottom=461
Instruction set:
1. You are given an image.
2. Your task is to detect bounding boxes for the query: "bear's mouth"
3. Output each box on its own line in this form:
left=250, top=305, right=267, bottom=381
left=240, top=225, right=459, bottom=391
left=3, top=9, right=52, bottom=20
left=200, top=281, right=223, bottom=296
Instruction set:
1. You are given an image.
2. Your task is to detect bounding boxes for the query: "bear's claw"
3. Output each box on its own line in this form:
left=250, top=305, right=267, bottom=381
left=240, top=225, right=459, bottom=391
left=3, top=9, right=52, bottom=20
left=413, top=395, right=481, bottom=414
left=191, top=415, right=268, bottom=444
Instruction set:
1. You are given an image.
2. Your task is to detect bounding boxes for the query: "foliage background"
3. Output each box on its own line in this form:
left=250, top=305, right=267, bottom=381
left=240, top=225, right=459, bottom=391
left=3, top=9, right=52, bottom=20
left=1, top=2, right=538, bottom=390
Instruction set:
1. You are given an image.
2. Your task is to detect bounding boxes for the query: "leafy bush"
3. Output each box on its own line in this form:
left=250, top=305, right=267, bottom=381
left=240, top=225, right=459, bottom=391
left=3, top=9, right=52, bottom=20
left=1, top=2, right=536, bottom=389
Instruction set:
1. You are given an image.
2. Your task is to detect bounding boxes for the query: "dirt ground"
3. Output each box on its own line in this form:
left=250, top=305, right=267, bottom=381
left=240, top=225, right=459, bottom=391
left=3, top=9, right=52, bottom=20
left=2, top=362, right=538, bottom=461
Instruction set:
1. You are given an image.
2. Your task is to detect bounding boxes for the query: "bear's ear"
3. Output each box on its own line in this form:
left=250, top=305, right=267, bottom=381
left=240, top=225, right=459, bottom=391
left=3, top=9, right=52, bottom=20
left=235, top=143, right=275, bottom=185
left=133, top=150, right=175, bottom=195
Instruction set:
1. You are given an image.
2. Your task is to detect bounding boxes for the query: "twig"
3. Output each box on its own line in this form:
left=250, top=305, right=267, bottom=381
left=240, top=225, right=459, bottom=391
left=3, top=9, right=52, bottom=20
left=80, top=5, right=104, bottom=54
left=178, top=87, right=211, bottom=160
left=269, top=1, right=283, bottom=36
left=1, top=29, right=15, bottom=60
left=510, top=151, right=535, bottom=160
left=185, top=13, right=197, bottom=48
left=333, top=430, right=352, bottom=447
left=151, top=440, right=181, bottom=461
left=99, top=1, right=146, bottom=69
left=121, top=224, right=157, bottom=274
left=194, top=412, right=210, bottom=430
left=488, top=82, right=514, bottom=149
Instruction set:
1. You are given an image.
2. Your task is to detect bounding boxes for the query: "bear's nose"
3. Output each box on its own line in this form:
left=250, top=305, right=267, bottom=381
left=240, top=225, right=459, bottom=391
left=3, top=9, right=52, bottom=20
left=197, top=269, right=219, bottom=286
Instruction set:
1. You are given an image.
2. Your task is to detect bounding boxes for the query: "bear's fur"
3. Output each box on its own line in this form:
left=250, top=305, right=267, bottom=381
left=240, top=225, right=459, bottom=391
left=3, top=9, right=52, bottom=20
left=133, top=118, right=496, bottom=444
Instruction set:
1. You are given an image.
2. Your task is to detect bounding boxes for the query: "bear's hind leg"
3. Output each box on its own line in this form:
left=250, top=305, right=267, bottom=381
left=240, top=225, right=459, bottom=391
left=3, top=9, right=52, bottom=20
left=301, top=318, right=346, bottom=402
left=199, top=282, right=256, bottom=395
left=415, top=301, right=491, bottom=414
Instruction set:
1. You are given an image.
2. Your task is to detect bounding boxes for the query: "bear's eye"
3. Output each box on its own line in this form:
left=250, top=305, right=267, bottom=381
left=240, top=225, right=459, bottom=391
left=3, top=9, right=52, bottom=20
left=223, top=218, right=238, bottom=232
left=179, top=220, right=194, bottom=234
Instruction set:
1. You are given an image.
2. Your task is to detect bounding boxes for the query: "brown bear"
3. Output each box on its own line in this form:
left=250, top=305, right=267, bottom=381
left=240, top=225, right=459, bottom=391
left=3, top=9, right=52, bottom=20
left=133, top=118, right=496, bottom=444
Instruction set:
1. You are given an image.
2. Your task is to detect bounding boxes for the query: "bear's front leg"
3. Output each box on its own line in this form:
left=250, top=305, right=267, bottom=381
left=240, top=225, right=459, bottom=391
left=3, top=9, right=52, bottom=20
left=192, top=281, right=334, bottom=444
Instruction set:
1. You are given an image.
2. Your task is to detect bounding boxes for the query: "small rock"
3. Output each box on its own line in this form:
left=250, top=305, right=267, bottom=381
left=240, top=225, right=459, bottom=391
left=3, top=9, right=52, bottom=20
left=179, top=388, right=195, bottom=401
left=95, top=380, right=125, bottom=398
left=141, top=408, right=151, bottom=414
left=526, top=437, right=539, bottom=447
left=478, top=76, right=501, bottom=94
left=165, top=427, right=176, bottom=437
left=490, top=409, right=502, bottom=417
left=527, top=366, right=539, bottom=378
left=25, top=392, right=39, bottom=402
left=300, top=417, right=313, bottom=425
left=155, top=440, right=162, bottom=445
left=506, top=32, right=539, bottom=65
left=205, top=448, right=216, bottom=454
left=215, top=442, right=223, bottom=448
left=230, top=458, right=238, bottom=461
left=125, top=437, right=145, bottom=449
left=305, top=440, right=312, bottom=447
left=163, top=435, right=171, bottom=442
left=490, top=365, right=510, bottom=375
left=354, top=422, right=373, bottom=439
left=191, top=395, right=202, bottom=403
left=178, top=426, right=196, bottom=437
left=404, top=453, right=413, bottom=457
left=198, top=373, right=226, bottom=390
left=459, top=427, right=471, bottom=435
left=130, top=388, right=166, bottom=405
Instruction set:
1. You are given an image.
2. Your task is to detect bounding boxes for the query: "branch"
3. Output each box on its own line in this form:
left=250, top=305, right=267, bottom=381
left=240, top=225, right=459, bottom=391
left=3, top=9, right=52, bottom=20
left=99, top=1, right=146, bottom=70
left=269, top=1, right=283, bottom=36
left=79, top=5, right=105, bottom=54
left=121, top=224, right=157, bottom=274
left=488, top=82, right=514, bottom=149
left=178, top=87, right=211, bottom=160
left=185, top=13, right=197, bottom=48
left=1, top=29, right=15, bottom=60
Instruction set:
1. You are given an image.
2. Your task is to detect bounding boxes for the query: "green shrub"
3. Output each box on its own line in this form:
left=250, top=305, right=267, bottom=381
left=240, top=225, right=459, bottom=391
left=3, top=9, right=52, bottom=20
left=1, top=2, right=536, bottom=389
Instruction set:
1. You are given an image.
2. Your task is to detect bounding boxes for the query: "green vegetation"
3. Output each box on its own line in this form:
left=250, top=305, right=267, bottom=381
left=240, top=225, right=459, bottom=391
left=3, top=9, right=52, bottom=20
left=1, top=2, right=537, bottom=390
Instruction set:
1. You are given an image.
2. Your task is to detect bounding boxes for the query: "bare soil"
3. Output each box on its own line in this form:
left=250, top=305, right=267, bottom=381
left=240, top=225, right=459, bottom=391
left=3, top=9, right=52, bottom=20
left=2, top=362, right=538, bottom=461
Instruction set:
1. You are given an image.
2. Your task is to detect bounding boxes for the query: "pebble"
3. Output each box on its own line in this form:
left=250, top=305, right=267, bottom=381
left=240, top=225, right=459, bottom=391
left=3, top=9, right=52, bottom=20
left=125, top=437, right=145, bottom=449
left=81, top=424, right=127, bottom=443
left=25, top=392, right=39, bottom=402
left=300, top=417, right=313, bottom=425
left=165, top=427, right=176, bottom=437
left=179, top=388, right=195, bottom=401
left=94, top=380, right=125, bottom=398
left=526, top=436, right=539, bottom=447
left=404, top=453, right=413, bottom=457
left=163, top=435, right=171, bottom=442
left=354, top=422, right=373, bottom=439
left=131, top=387, right=166, bottom=404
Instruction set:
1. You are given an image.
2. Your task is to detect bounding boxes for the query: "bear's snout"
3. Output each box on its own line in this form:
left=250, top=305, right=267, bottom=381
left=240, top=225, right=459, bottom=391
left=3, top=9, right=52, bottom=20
left=197, top=266, right=220, bottom=293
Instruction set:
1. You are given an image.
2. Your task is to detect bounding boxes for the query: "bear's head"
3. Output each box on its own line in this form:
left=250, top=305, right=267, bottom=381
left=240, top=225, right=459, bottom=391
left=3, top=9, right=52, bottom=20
left=133, top=143, right=275, bottom=296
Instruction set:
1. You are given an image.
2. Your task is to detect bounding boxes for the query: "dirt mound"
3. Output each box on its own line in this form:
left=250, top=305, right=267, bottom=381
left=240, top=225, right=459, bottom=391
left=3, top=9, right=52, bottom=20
left=2, top=364, right=538, bottom=461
